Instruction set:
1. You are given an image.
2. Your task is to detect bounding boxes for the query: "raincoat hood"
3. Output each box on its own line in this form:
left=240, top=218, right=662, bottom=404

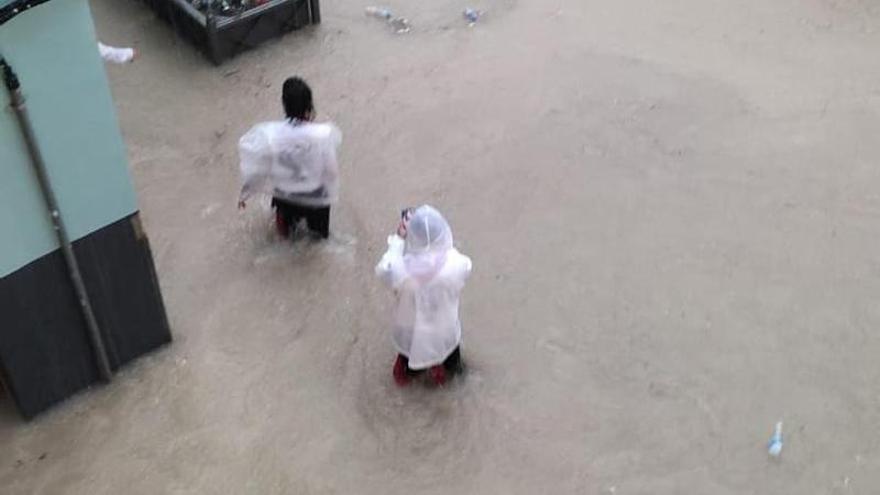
left=403, top=205, right=453, bottom=282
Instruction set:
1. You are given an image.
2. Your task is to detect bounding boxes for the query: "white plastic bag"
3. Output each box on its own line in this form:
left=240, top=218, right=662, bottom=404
left=97, top=42, right=135, bottom=64
left=375, top=206, right=472, bottom=369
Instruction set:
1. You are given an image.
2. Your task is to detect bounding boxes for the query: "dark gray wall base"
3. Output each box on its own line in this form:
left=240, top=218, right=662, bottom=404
left=0, top=213, right=172, bottom=419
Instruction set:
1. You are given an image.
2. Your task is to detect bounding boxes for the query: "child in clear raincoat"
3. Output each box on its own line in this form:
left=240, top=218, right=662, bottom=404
left=237, top=77, right=342, bottom=239
left=375, top=206, right=473, bottom=385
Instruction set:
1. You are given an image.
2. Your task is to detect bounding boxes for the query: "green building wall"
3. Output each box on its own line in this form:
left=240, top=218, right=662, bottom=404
left=1, top=0, right=137, bottom=277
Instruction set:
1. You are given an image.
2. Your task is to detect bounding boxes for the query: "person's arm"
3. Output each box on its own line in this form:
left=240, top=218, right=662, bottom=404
left=322, top=145, right=340, bottom=202
left=462, top=254, right=473, bottom=278
left=450, top=251, right=473, bottom=289
left=375, top=235, right=407, bottom=289
left=321, top=124, right=342, bottom=202
left=237, top=125, right=272, bottom=208
left=238, top=174, right=262, bottom=208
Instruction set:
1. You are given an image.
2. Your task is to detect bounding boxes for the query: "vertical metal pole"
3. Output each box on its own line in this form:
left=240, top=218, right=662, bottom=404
left=308, top=0, right=321, bottom=24
left=1, top=57, right=113, bottom=382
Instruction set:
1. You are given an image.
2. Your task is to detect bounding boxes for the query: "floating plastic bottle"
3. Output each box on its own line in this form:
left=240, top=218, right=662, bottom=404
left=463, top=8, right=481, bottom=25
left=365, top=6, right=410, bottom=33
left=365, top=6, right=393, bottom=20
left=767, top=421, right=783, bottom=457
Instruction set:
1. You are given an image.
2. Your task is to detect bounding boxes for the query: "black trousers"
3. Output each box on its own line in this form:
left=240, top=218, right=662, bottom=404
left=399, top=346, right=462, bottom=375
left=272, top=198, right=330, bottom=238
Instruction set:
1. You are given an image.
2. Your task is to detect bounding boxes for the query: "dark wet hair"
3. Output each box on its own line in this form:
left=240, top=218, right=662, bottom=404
left=282, top=77, right=314, bottom=120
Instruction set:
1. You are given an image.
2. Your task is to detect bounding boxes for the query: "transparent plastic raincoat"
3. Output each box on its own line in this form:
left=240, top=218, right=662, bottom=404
left=238, top=120, right=342, bottom=207
left=375, top=206, right=473, bottom=369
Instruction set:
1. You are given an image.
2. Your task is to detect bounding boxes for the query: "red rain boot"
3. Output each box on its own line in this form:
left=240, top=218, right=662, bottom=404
left=428, top=365, right=447, bottom=386
left=275, top=210, right=290, bottom=238
left=393, top=355, right=411, bottom=387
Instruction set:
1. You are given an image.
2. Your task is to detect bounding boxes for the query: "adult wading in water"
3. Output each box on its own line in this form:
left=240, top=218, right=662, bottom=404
left=237, top=77, right=342, bottom=239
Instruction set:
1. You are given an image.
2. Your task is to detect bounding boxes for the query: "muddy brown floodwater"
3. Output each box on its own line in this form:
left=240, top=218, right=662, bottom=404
left=2, top=0, right=880, bottom=493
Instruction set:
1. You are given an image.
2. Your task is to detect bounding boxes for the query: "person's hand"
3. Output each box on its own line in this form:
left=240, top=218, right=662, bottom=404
left=397, top=208, right=412, bottom=238
left=397, top=219, right=407, bottom=238
left=238, top=200, right=247, bottom=210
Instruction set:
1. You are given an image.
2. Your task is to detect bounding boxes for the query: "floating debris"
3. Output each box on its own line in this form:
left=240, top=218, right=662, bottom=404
left=767, top=421, right=783, bottom=457
left=463, top=8, right=481, bottom=26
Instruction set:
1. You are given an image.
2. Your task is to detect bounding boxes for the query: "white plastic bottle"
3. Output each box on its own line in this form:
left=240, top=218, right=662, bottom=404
left=365, top=6, right=393, bottom=20
left=767, top=421, right=783, bottom=457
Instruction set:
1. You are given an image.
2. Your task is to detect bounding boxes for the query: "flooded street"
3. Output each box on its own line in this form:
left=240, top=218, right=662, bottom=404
left=3, top=0, right=880, bottom=492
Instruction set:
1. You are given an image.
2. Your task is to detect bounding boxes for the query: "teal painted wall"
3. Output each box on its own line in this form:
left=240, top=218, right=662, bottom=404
left=0, top=0, right=137, bottom=277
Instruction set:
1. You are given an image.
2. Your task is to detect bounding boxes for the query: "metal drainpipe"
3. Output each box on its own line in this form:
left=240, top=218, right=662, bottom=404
left=1, top=56, right=113, bottom=382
